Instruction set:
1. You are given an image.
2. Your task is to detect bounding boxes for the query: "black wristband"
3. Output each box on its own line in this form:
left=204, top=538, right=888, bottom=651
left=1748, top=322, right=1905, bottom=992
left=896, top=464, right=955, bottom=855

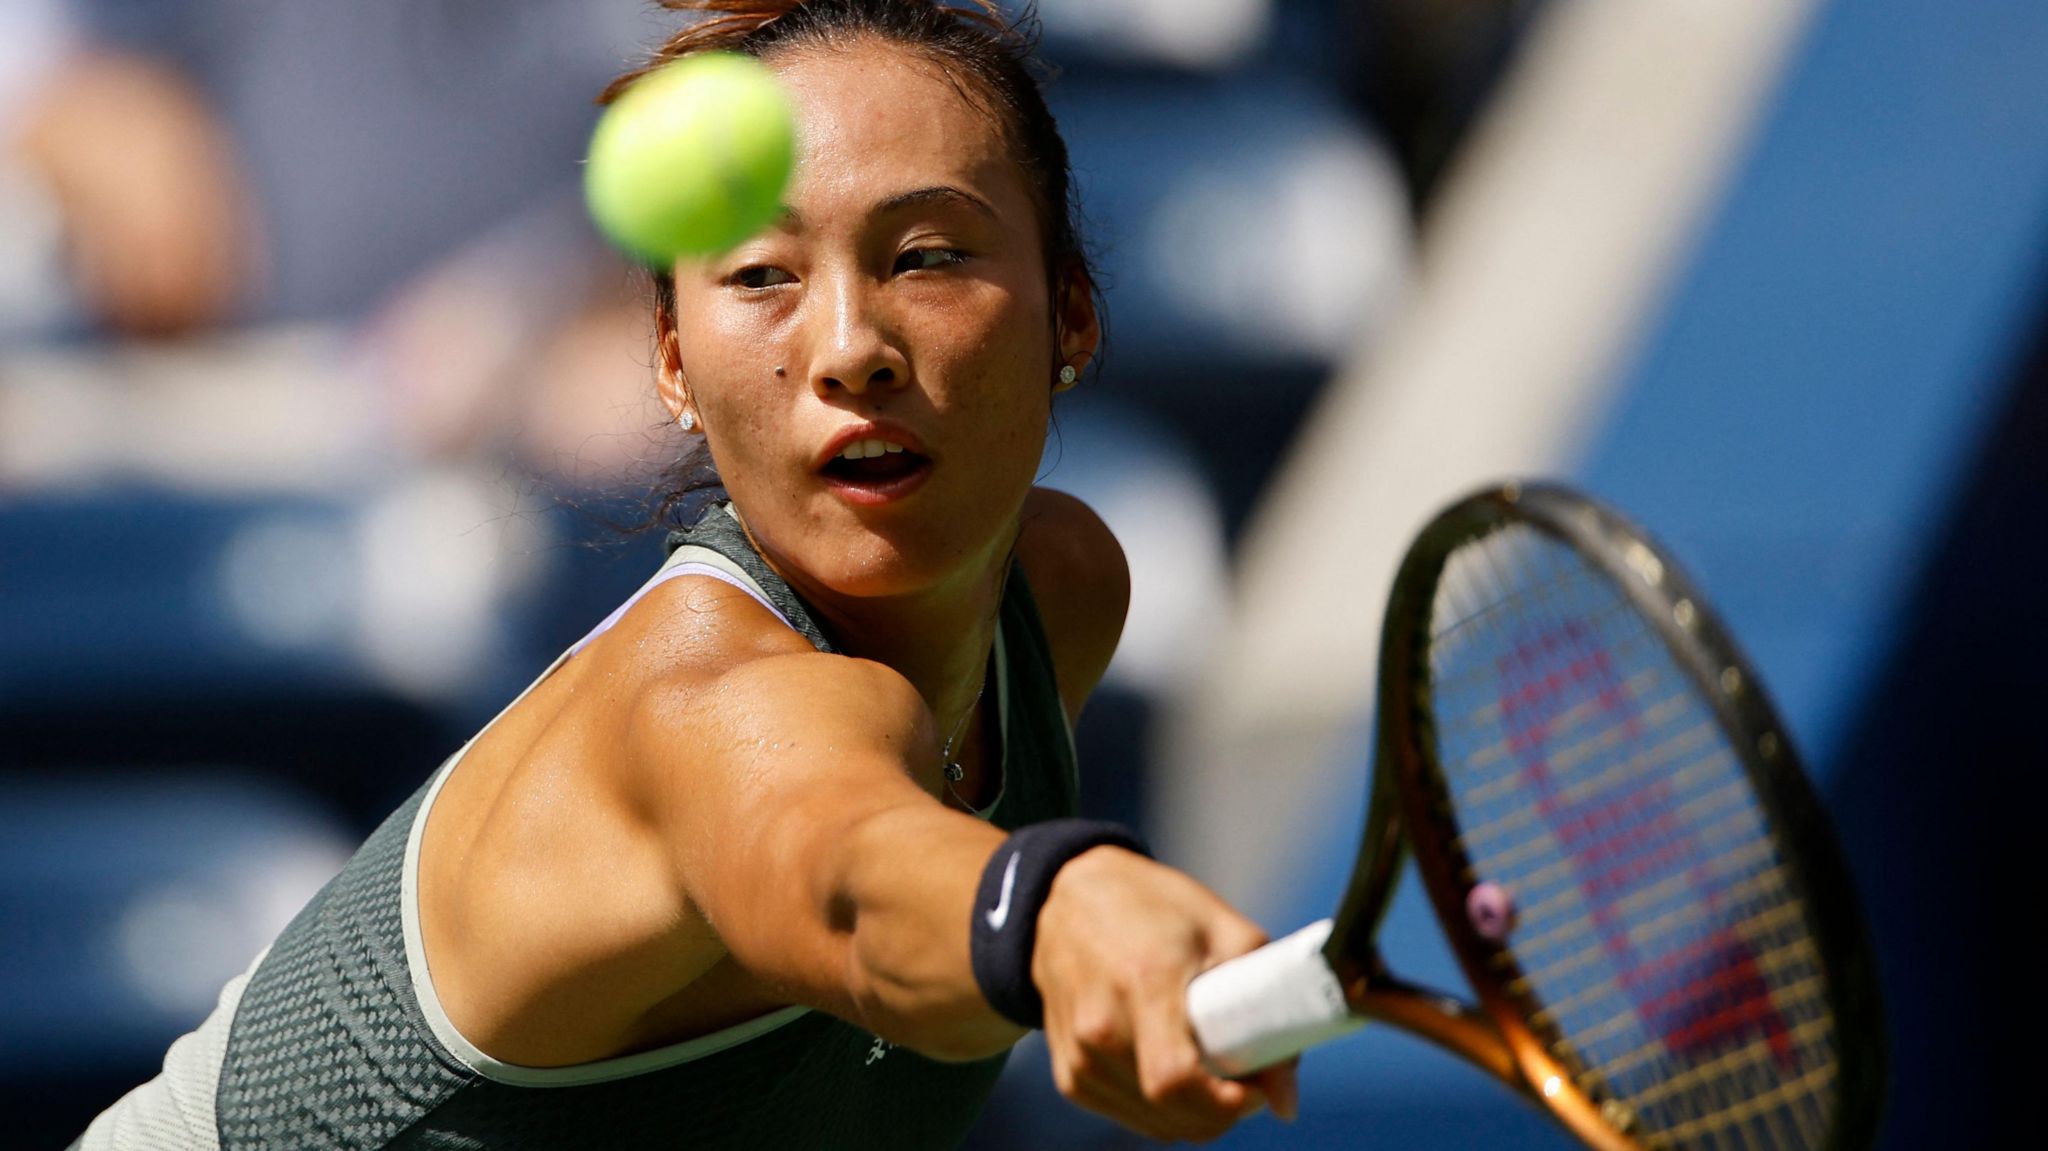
left=969, top=818, right=1150, bottom=1030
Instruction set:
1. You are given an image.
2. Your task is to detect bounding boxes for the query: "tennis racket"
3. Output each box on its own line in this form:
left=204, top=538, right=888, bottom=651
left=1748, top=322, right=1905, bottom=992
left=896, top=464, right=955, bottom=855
left=1186, top=482, right=1885, bottom=1150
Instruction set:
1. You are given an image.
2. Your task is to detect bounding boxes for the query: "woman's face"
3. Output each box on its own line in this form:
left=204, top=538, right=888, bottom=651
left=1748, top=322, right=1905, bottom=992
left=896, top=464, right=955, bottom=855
left=662, top=37, right=1095, bottom=601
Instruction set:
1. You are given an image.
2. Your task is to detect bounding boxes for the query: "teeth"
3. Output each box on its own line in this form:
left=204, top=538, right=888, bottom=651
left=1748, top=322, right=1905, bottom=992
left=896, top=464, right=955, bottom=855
left=838, top=438, right=904, bottom=460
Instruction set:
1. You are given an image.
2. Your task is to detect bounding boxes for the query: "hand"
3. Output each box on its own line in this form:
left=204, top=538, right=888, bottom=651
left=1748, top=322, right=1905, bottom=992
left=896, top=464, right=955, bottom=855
left=1032, top=846, right=1301, bottom=1142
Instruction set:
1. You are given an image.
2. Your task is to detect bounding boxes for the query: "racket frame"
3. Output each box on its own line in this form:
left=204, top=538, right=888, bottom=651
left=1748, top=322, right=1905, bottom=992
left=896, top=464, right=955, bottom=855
left=1323, top=724, right=1528, bottom=1090
left=1326, top=483, right=1885, bottom=1150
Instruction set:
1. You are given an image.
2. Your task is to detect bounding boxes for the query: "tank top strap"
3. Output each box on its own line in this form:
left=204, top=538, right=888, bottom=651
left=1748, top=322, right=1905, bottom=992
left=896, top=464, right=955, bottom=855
left=666, top=503, right=837, bottom=653
left=983, top=565, right=1081, bottom=829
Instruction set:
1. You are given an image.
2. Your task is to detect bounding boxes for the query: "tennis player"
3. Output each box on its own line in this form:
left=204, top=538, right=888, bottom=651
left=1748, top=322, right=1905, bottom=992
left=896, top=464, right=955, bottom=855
left=72, top=1, right=1297, bottom=1146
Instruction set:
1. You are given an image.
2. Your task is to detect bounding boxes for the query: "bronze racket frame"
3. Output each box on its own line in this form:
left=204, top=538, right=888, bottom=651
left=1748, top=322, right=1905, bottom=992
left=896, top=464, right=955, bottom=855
left=1323, top=483, right=1886, bottom=1151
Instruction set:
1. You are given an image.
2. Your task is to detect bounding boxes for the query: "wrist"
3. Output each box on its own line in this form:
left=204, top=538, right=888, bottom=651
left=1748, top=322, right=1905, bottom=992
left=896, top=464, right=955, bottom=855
left=969, top=819, right=1149, bottom=1029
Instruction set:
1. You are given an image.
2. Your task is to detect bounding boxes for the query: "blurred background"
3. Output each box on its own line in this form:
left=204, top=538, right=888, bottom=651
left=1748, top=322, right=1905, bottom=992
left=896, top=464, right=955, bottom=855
left=0, top=0, right=2040, bottom=1147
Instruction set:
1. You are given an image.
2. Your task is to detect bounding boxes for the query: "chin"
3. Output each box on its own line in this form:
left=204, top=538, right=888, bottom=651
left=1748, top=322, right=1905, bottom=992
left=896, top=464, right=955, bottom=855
left=766, top=498, right=1010, bottom=602
left=811, top=522, right=975, bottom=600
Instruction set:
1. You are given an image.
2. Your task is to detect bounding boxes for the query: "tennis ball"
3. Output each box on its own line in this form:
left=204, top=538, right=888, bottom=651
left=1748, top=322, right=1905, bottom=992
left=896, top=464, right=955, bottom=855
left=585, top=52, right=795, bottom=265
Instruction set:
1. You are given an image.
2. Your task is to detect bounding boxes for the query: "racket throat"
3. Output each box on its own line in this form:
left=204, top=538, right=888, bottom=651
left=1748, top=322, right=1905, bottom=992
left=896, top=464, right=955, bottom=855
left=1352, top=967, right=1523, bottom=1092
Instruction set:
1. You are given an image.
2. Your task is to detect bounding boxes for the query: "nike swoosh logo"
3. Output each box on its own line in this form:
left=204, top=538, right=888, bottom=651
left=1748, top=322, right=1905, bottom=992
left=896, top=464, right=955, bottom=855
left=984, top=852, right=1021, bottom=931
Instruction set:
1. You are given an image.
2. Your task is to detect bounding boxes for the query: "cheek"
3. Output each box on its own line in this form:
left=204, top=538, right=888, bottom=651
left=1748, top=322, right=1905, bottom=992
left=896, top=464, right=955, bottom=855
left=954, top=369, right=1052, bottom=498
left=673, top=309, right=788, bottom=467
left=674, top=294, right=785, bottom=394
left=691, top=384, right=785, bottom=505
left=941, top=302, right=1057, bottom=478
left=939, top=283, right=1054, bottom=406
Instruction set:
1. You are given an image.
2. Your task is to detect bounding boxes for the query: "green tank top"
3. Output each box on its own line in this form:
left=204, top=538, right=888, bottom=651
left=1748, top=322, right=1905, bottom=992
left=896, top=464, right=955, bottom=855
left=187, top=505, right=1079, bottom=1151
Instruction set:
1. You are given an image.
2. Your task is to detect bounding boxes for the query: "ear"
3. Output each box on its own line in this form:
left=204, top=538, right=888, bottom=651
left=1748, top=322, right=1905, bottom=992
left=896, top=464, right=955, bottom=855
left=654, top=322, right=694, bottom=422
left=1052, top=260, right=1100, bottom=393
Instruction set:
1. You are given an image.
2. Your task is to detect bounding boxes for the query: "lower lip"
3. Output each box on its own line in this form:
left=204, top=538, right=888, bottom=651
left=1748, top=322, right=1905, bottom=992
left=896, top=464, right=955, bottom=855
left=819, top=459, right=934, bottom=506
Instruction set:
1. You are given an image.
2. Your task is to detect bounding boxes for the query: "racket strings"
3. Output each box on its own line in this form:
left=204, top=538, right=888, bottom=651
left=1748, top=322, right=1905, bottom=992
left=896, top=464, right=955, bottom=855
left=1477, top=530, right=1833, bottom=1151
left=1452, top=664, right=1668, bottom=788
left=1513, top=881, right=1808, bottom=1007
left=1509, top=784, right=1773, bottom=943
left=1564, top=941, right=1822, bottom=1051
left=1456, top=708, right=1723, bottom=856
left=1421, top=526, right=1838, bottom=1150
left=1507, top=840, right=1782, bottom=968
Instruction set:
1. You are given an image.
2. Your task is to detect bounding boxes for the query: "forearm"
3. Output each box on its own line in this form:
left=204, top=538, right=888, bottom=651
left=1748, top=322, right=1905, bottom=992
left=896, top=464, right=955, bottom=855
left=800, top=807, right=1152, bottom=1061
left=680, top=767, right=1020, bottom=1060
left=823, top=803, right=1022, bottom=1060
left=655, top=654, right=1108, bottom=1060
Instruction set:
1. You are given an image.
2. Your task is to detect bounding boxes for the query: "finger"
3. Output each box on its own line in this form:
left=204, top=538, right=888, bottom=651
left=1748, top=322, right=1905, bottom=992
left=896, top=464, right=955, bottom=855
left=1058, top=1015, right=1223, bottom=1144
left=1052, top=1002, right=1143, bottom=1100
left=1132, top=978, right=1257, bottom=1128
left=1046, top=1014, right=1146, bottom=1121
left=1204, top=915, right=1271, bottom=963
left=1064, top=1076, right=1182, bottom=1144
left=1056, top=1039, right=1211, bottom=1147
left=1250, top=1060, right=1300, bottom=1123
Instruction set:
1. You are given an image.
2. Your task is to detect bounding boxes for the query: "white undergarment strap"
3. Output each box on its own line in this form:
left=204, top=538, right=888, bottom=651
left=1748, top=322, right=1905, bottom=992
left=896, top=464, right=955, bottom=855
left=569, top=547, right=790, bottom=657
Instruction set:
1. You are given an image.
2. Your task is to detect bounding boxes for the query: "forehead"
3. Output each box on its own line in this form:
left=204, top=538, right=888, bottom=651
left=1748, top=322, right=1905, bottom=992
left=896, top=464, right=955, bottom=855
left=766, top=39, right=1032, bottom=226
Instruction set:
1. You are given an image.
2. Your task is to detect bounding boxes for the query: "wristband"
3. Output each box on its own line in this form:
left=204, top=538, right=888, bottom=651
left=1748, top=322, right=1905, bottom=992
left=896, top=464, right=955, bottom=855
left=969, top=818, right=1150, bottom=1029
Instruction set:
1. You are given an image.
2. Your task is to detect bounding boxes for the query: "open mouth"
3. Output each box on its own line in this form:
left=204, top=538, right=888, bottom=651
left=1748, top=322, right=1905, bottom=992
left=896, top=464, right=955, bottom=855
left=819, top=438, right=933, bottom=501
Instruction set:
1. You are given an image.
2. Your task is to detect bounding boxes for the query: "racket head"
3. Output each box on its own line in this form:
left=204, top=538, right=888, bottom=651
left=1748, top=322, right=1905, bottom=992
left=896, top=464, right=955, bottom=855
left=1376, top=483, right=1884, bottom=1150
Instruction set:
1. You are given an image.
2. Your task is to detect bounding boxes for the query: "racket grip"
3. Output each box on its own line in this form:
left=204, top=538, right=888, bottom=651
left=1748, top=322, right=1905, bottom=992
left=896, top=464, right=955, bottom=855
left=1187, top=918, right=1362, bottom=1077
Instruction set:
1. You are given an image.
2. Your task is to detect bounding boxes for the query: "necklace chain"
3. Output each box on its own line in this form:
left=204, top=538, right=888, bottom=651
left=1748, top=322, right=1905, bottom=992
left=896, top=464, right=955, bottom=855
left=939, top=559, right=1012, bottom=810
left=940, top=676, right=985, bottom=789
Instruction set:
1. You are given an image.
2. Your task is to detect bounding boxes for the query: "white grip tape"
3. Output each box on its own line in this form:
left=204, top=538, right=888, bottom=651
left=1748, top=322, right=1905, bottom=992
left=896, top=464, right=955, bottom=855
left=1186, top=918, right=1362, bottom=1077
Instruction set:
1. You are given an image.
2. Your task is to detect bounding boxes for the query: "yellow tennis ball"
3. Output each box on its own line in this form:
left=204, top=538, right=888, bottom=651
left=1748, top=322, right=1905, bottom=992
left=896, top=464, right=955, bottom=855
left=585, top=52, right=795, bottom=264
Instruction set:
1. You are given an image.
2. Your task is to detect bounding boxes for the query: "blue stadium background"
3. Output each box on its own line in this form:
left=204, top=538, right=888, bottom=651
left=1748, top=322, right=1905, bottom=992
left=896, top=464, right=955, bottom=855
left=2, top=0, right=2041, bottom=1146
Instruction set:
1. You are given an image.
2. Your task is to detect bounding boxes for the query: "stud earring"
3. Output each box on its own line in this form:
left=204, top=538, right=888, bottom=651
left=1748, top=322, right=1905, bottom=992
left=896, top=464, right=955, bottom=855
left=1058, top=365, right=1078, bottom=387
left=678, top=410, right=697, bottom=433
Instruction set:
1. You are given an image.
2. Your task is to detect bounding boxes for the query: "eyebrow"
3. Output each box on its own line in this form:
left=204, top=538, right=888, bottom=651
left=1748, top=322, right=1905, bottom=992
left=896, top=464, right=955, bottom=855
left=877, top=185, right=1000, bottom=222
left=772, top=185, right=999, bottom=233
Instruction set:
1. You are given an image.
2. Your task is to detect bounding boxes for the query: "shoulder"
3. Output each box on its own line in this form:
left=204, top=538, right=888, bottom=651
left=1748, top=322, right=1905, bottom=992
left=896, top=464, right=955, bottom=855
left=593, top=569, right=818, bottom=691
left=604, top=576, right=941, bottom=793
left=598, top=571, right=932, bottom=744
left=1015, top=487, right=1130, bottom=721
left=649, top=648, right=932, bottom=761
left=419, top=573, right=945, bottom=1063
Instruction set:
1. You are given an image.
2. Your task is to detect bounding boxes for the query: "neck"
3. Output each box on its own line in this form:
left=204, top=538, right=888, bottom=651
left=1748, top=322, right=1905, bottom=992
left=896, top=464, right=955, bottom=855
left=750, top=521, right=1016, bottom=740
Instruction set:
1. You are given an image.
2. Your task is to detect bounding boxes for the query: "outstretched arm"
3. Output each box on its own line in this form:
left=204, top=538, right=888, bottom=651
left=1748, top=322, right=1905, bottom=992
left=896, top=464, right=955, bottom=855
left=640, top=645, right=1294, bottom=1142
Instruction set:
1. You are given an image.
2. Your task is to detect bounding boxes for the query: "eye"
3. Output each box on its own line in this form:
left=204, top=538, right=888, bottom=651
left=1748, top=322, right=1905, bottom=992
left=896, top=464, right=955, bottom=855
left=894, top=247, right=968, bottom=274
left=731, top=265, right=794, bottom=290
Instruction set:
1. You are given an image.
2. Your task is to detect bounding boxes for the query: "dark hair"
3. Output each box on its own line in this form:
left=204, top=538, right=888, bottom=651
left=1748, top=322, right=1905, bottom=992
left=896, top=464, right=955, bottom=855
left=601, top=0, right=1102, bottom=525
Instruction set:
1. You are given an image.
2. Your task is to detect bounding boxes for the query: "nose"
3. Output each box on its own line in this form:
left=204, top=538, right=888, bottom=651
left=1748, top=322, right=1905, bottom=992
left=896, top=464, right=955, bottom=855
left=803, top=271, right=909, bottom=399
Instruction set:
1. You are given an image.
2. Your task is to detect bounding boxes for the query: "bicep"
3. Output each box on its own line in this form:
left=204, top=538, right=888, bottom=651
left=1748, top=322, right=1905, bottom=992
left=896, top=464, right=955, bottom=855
left=630, top=655, right=979, bottom=1002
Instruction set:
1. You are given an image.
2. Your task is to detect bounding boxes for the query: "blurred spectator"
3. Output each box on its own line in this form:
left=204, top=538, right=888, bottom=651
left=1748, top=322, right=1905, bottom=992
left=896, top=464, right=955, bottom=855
left=2, top=0, right=254, bottom=340
left=70, top=0, right=648, bottom=325
left=2, top=0, right=675, bottom=508
left=355, top=194, right=668, bottom=494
